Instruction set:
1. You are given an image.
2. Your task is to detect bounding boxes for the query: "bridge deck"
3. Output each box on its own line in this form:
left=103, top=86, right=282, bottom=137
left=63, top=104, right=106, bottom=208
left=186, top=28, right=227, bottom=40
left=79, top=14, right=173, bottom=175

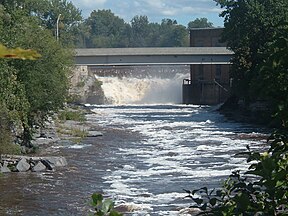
left=75, top=47, right=233, bottom=66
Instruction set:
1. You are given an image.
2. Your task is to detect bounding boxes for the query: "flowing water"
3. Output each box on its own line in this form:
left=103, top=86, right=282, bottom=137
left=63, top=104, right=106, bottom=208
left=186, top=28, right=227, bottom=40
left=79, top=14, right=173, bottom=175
left=0, top=69, right=268, bottom=215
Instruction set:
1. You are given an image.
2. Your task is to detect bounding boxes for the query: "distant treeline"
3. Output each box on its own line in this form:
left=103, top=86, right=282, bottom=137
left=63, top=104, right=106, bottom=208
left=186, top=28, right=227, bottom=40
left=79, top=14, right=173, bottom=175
left=0, top=1, right=215, bottom=48
left=74, top=10, right=214, bottom=48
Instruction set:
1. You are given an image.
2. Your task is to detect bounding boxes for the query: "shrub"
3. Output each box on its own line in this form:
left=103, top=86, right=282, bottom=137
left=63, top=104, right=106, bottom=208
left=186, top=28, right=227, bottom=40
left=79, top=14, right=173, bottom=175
left=90, top=193, right=123, bottom=216
left=58, top=108, right=86, bottom=122
left=186, top=130, right=288, bottom=215
left=0, top=109, right=21, bottom=156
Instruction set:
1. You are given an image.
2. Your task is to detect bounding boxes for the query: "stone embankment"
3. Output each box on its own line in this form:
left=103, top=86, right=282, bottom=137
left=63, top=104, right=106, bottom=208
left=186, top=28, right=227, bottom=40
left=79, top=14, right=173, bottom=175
left=0, top=155, right=67, bottom=173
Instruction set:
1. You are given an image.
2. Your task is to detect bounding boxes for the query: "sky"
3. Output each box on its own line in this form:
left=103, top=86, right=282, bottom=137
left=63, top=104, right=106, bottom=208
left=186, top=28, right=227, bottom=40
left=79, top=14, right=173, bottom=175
left=70, top=0, right=224, bottom=27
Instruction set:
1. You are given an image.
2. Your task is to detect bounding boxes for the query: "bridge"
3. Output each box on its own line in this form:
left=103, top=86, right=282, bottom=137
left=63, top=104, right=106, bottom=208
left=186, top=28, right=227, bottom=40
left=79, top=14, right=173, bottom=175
left=74, top=47, right=233, bottom=66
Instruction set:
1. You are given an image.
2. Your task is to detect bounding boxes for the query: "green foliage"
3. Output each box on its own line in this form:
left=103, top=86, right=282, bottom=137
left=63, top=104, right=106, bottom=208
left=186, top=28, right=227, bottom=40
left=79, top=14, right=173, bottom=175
left=0, top=0, right=82, bottom=47
left=84, top=9, right=128, bottom=48
left=253, top=36, right=288, bottom=127
left=1, top=2, right=212, bottom=48
left=90, top=193, right=123, bottom=216
left=80, top=9, right=207, bottom=48
left=186, top=131, right=288, bottom=215
left=58, top=108, right=86, bottom=122
left=0, top=1, right=75, bottom=148
left=130, top=15, right=150, bottom=47
left=215, top=0, right=288, bottom=104
left=0, top=107, right=21, bottom=155
left=66, top=94, right=82, bottom=104
left=56, top=126, right=88, bottom=143
left=70, top=128, right=88, bottom=139
left=158, top=20, right=189, bottom=47
left=188, top=18, right=214, bottom=29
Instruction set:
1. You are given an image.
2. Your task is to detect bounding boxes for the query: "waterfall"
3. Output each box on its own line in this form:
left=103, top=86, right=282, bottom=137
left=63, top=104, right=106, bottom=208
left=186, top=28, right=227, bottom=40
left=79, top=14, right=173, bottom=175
left=96, top=73, right=189, bottom=105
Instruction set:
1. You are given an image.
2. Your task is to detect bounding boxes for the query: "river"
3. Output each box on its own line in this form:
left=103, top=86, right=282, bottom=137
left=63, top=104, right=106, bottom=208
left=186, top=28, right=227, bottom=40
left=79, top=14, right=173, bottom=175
left=0, top=70, right=268, bottom=215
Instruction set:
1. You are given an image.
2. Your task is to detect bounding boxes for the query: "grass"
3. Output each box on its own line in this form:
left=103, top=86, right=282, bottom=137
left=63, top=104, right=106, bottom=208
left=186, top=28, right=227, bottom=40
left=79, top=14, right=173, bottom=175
left=56, top=124, right=88, bottom=143
left=0, top=142, right=21, bottom=155
left=58, top=108, right=86, bottom=122
left=56, top=106, right=89, bottom=143
left=56, top=126, right=88, bottom=137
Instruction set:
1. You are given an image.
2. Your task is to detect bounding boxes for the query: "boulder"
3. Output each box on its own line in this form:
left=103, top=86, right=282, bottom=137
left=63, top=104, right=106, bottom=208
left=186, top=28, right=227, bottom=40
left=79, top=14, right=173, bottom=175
left=1, top=155, right=67, bottom=172
left=32, top=161, right=47, bottom=172
left=178, top=207, right=201, bottom=215
left=45, top=157, right=68, bottom=167
left=88, top=131, right=103, bottom=137
left=114, top=203, right=142, bottom=213
left=40, top=159, right=53, bottom=170
left=16, top=158, right=30, bottom=172
left=0, top=162, right=11, bottom=173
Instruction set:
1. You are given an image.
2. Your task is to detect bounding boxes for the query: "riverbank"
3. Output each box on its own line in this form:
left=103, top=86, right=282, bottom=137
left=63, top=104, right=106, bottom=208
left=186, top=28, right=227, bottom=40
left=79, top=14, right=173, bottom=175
left=0, top=105, right=103, bottom=173
left=218, top=96, right=277, bottom=128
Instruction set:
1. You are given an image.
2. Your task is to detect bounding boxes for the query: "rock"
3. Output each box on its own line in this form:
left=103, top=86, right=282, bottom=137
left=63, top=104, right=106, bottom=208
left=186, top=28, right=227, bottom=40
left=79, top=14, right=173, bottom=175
left=178, top=207, right=201, bottom=215
left=114, top=203, right=142, bottom=213
left=32, top=137, right=57, bottom=146
left=0, top=162, right=11, bottom=173
left=20, top=146, right=27, bottom=154
left=1, top=155, right=67, bottom=172
left=40, top=159, right=53, bottom=170
left=45, top=157, right=68, bottom=167
left=16, top=158, right=30, bottom=172
left=88, top=131, right=103, bottom=137
left=32, top=161, right=47, bottom=172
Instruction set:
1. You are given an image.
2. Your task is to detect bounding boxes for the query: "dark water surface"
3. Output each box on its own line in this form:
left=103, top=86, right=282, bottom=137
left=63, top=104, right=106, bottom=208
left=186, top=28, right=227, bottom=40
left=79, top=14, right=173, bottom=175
left=0, top=105, right=268, bottom=215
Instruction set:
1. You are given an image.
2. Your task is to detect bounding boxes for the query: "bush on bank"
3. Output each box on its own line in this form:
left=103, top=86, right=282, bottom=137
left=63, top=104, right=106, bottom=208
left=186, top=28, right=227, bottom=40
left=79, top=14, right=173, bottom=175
left=187, top=130, right=288, bottom=215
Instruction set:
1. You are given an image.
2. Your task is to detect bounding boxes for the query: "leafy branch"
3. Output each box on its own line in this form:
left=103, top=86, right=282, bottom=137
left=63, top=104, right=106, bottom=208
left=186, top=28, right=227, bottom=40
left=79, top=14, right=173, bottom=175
left=90, top=193, right=123, bottom=216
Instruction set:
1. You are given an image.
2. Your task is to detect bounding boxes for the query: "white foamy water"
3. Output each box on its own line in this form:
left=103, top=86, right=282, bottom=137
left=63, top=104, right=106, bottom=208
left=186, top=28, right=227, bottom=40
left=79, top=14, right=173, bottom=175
left=97, top=73, right=188, bottom=104
left=87, top=104, right=267, bottom=215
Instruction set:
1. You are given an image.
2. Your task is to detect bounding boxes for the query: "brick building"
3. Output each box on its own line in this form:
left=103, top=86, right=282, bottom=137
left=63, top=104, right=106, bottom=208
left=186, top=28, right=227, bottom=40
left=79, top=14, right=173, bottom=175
left=183, top=28, right=231, bottom=105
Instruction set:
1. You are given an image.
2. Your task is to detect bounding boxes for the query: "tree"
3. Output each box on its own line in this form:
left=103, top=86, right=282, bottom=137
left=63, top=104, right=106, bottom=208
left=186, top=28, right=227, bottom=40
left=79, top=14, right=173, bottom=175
left=188, top=18, right=213, bottom=29
left=77, top=9, right=192, bottom=48
left=215, top=0, right=288, bottom=105
left=0, top=1, right=73, bottom=147
left=130, top=15, right=150, bottom=47
left=0, top=0, right=82, bottom=46
left=43, top=0, right=82, bottom=46
left=84, top=9, right=128, bottom=48
left=74, top=8, right=195, bottom=48
left=254, top=36, right=288, bottom=127
left=159, top=19, right=189, bottom=47
left=145, top=22, right=161, bottom=47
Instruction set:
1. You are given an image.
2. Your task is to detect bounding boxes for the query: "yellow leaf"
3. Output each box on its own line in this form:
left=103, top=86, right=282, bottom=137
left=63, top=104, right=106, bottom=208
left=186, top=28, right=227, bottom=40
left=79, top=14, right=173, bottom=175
left=0, top=44, right=41, bottom=60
